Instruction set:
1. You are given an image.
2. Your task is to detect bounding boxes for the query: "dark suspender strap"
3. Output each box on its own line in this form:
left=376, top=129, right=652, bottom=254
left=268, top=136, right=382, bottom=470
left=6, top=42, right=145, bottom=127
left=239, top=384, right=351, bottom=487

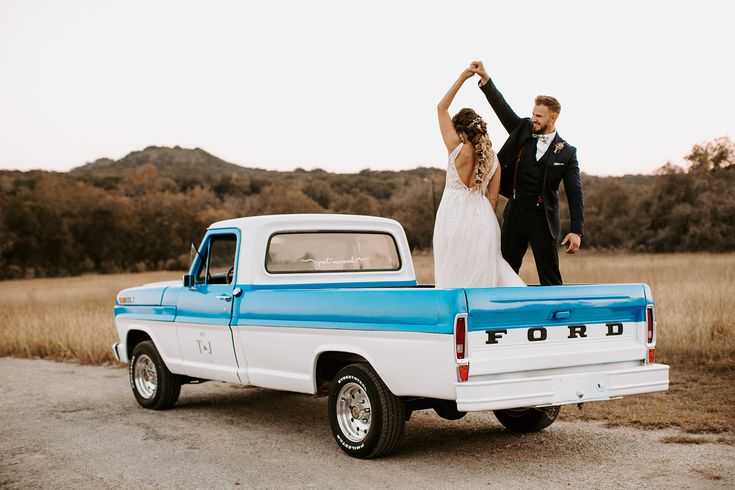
left=512, top=145, right=524, bottom=199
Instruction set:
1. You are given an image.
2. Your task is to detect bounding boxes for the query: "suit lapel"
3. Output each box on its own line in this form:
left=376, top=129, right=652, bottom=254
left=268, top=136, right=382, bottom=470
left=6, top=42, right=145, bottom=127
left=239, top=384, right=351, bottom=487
left=541, top=133, right=562, bottom=188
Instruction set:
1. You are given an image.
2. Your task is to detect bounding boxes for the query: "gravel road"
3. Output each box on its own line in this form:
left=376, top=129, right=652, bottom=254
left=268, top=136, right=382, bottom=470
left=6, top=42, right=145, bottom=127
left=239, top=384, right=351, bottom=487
left=1, top=357, right=732, bottom=489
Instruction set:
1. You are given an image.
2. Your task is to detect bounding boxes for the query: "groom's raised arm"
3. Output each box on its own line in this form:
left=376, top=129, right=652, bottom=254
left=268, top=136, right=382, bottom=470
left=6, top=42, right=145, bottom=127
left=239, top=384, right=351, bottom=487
left=471, top=61, right=522, bottom=134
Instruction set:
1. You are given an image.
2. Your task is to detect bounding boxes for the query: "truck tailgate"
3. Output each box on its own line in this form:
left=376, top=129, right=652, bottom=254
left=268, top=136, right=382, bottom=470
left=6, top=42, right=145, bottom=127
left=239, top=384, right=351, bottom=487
left=455, top=284, right=669, bottom=411
left=465, top=284, right=648, bottom=376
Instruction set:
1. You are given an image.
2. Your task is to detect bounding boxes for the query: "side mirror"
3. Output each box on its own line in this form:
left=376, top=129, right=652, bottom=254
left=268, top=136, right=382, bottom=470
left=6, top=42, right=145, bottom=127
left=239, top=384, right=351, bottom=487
left=183, top=274, right=195, bottom=288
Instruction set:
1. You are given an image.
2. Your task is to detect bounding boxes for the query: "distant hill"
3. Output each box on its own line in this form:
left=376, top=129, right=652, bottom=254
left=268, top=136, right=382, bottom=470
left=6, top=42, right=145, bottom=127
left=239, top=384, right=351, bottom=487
left=65, top=145, right=445, bottom=191
left=66, top=144, right=656, bottom=186
left=70, top=145, right=258, bottom=178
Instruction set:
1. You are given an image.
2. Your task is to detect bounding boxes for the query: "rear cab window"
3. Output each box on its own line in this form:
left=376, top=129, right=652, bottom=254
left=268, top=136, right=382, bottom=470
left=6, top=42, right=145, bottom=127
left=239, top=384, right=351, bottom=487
left=266, top=232, right=401, bottom=274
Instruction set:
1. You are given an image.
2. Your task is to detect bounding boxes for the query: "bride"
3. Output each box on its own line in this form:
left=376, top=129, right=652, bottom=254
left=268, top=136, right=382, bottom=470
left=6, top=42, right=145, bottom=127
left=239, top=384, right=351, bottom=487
left=433, top=68, right=525, bottom=288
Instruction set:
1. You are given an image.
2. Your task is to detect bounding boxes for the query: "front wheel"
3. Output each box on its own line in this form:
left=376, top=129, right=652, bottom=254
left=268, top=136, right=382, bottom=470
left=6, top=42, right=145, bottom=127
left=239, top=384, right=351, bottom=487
left=129, top=340, right=181, bottom=410
left=328, top=364, right=405, bottom=458
left=493, top=406, right=560, bottom=432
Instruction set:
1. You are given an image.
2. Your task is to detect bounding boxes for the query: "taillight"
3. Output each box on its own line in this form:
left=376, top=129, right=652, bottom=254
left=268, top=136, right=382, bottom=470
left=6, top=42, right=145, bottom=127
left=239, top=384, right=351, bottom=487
left=648, top=348, right=655, bottom=364
left=454, top=315, right=470, bottom=382
left=646, top=306, right=655, bottom=344
left=455, top=315, right=467, bottom=360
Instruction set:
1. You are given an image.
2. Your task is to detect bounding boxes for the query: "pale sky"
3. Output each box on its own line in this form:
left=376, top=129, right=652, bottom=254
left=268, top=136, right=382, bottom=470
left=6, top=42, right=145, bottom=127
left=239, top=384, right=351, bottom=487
left=1, top=0, right=733, bottom=176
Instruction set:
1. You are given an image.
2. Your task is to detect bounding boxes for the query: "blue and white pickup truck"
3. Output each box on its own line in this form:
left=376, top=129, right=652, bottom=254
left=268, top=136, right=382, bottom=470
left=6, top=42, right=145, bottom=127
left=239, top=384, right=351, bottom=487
left=113, top=214, right=669, bottom=458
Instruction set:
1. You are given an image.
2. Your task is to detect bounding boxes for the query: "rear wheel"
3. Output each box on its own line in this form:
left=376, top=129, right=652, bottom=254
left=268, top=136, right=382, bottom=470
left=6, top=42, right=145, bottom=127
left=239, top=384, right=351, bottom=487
left=328, top=363, right=405, bottom=458
left=129, top=340, right=181, bottom=410
left=494, top=406, right=560, bottom=432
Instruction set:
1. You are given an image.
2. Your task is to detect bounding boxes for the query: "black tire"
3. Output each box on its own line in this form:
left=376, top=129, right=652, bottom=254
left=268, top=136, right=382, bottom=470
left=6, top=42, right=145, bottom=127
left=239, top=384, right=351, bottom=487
left=129, top=340, right=181, bottom=410
left=493, top=406, right=560, bottom=432
left=434, top=401, right=467, bottom=421
left=328, top=363, right=405, bottom=459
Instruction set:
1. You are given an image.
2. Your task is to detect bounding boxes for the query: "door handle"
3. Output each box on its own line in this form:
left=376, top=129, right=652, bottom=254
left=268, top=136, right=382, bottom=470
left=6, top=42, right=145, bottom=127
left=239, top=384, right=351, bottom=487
left=553, top=310, right=571, bottom=319
left=216, top=294, right=232, bottom=302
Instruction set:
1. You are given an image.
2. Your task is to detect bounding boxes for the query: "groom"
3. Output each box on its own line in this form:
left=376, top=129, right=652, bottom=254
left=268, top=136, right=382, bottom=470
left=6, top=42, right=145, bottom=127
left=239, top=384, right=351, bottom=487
left=470, top=61, right=584, bottom=286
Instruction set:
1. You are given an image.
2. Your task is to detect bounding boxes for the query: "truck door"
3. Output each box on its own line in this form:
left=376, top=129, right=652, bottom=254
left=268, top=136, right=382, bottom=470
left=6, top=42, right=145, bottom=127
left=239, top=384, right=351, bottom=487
left=175, top=230, right=242, bottom=383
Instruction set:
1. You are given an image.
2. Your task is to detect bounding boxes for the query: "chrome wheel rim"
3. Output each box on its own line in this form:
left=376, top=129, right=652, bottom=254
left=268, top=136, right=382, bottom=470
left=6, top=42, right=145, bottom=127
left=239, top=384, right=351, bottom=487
left=336, top=382, right=372, bottom=443
left=134, top=354, right=158, bottom=399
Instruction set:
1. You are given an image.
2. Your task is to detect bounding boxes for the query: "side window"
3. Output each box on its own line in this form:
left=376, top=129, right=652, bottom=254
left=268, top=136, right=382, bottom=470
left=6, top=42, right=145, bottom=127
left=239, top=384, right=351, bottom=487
left=195, top=234, right=238, bottom=285
left=195, top=242, right=208, bottom=284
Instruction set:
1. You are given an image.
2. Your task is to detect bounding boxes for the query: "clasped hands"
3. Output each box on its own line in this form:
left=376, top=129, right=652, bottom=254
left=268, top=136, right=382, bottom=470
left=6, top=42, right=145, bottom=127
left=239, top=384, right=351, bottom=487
left=458, top=61, right=487, bottom=82
left=458, top=61, right=490, bottom=85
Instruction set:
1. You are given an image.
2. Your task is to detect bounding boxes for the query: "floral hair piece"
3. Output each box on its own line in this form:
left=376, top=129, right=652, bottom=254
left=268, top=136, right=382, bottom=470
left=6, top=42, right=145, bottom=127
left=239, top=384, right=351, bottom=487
left=469, top=117, right=484, bottom=130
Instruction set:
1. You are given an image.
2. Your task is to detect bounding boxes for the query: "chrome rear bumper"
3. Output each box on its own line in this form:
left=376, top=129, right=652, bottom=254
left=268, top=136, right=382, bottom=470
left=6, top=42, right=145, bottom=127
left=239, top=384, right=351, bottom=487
left=455, top=363, right=669, bottom=412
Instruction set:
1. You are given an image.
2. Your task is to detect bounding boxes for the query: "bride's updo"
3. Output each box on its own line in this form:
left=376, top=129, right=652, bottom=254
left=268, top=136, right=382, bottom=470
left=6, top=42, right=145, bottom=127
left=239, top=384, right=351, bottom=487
left=452, top=108, right=494, bottom=192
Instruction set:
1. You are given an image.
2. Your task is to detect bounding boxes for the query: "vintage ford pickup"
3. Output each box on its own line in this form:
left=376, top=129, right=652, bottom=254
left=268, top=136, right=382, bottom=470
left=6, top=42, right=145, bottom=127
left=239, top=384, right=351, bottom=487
left=113, top=214, right=669, bottom=458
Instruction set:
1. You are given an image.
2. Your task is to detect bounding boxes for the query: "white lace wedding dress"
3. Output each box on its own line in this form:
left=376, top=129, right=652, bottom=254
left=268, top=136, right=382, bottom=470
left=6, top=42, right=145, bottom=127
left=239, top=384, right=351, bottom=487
left=433, top=143, right=525, bottom=288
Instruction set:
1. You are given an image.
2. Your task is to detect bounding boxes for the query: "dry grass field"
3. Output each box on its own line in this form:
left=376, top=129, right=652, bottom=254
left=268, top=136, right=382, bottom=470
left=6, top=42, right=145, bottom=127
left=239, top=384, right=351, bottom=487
left=1, top=252, right=733, bottom=437
left=0, top=271, right=178, bottom=365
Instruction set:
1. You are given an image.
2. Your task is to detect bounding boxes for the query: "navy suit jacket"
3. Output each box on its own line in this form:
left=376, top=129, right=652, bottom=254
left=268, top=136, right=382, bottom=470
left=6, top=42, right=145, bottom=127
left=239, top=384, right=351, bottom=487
left=479, top=78, right=584, bottom=239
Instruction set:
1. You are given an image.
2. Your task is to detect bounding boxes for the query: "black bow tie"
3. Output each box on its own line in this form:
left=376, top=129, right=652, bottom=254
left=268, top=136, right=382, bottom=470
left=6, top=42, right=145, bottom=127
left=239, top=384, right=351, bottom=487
left=532, top=134, right=550, bottom=143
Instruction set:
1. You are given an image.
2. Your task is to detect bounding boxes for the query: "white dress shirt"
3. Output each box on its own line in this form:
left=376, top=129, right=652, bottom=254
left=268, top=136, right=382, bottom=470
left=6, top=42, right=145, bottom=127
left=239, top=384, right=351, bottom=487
left=535, top=131, right=556, bottom=161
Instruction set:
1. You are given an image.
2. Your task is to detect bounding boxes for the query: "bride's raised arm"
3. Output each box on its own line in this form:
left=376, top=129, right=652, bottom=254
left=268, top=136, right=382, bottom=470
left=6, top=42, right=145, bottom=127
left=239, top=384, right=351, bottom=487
left=437, top=68, right=476, bottom=153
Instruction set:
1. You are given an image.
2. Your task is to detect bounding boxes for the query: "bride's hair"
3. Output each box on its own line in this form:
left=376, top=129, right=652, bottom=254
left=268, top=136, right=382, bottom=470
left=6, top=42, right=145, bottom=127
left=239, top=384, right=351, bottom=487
left=452, top=108, right=494, bottom=192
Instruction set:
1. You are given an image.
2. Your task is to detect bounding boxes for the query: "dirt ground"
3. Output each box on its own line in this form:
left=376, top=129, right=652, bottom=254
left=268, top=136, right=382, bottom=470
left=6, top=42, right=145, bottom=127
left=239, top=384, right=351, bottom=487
left=1, top=357, right=733, bottom=489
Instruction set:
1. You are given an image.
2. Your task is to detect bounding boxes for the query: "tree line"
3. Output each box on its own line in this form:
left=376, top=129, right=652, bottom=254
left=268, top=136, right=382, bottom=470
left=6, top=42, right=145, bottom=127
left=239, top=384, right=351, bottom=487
left=0, top=137, right=732, bottom=280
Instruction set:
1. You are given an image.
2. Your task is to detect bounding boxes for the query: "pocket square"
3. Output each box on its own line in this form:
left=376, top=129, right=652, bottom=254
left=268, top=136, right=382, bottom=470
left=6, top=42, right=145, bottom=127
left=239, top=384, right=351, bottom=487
left=553, top=162, right=565, bottom=166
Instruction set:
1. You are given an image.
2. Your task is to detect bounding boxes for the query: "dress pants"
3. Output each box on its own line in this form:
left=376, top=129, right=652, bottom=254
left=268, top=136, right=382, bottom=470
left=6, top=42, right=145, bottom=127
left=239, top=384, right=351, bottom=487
left=501, top=198, right=563, bottom=286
